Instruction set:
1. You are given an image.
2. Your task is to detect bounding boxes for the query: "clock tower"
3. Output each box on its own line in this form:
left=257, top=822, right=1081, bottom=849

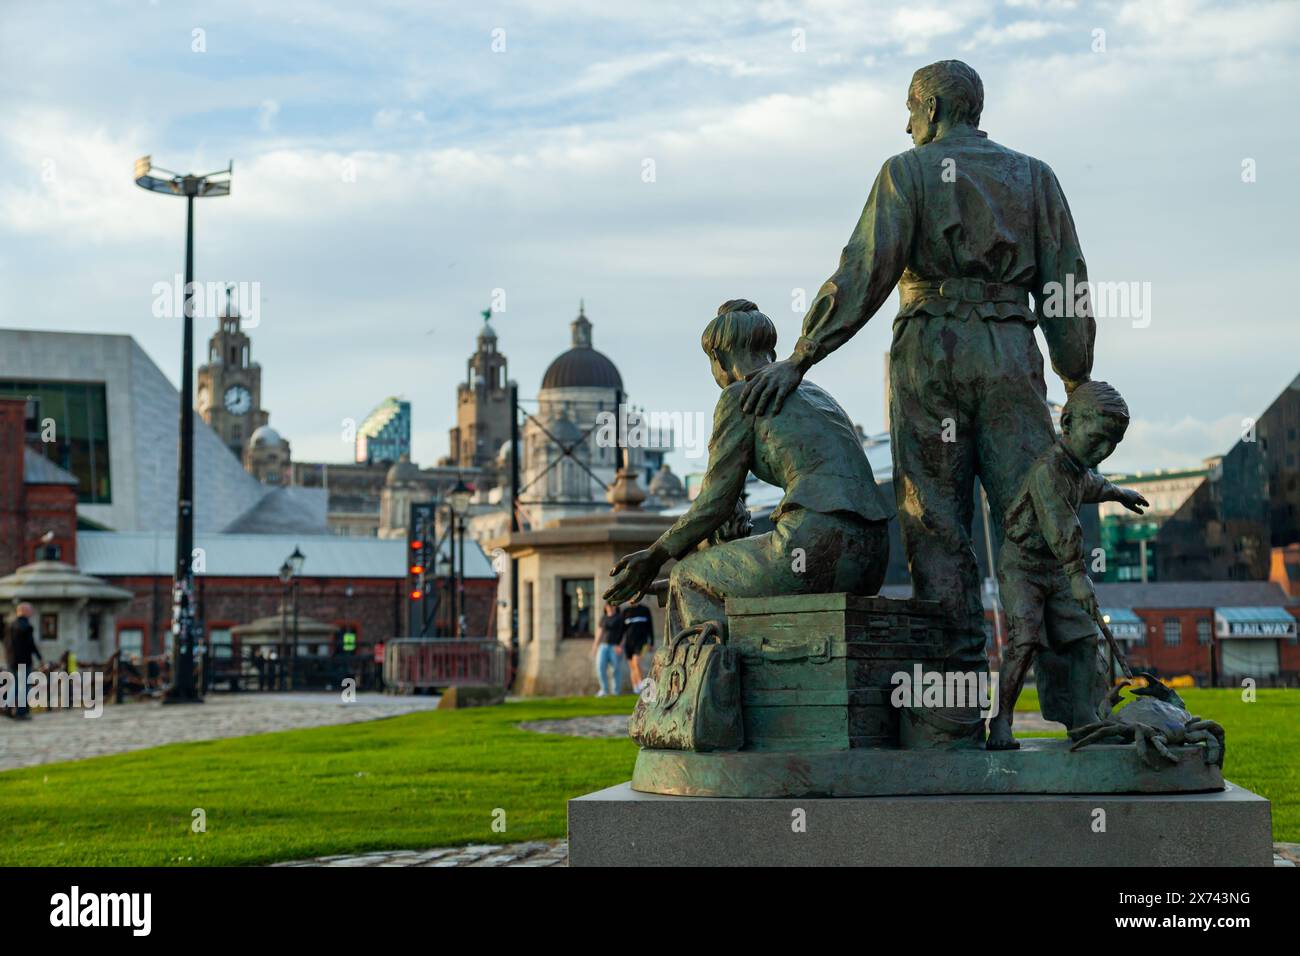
left=197, top=286, right=269, bottom=460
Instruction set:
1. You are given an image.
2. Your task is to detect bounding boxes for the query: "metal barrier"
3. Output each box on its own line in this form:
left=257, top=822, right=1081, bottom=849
left=383, top=638, right=512, bottom=693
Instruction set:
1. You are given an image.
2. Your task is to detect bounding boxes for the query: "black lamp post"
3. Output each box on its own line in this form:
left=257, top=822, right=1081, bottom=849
left=136, top=156, right=231, bottom=705
left=286, top=546, right=305, bottom=688
left=278, top=560, right=292, bottom=690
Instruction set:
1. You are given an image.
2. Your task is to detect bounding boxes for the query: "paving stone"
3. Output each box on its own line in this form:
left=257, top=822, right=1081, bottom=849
left=276, top=838, right=570, bottom=868
left=0, top=692, right=442, bottom=772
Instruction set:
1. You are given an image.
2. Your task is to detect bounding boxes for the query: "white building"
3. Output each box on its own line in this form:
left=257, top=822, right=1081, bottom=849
left=521, top=304, right=669, bottom=528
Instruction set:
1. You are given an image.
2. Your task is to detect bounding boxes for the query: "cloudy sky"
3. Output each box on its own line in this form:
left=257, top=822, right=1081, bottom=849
left=2, top=0, right=1297, bottom=476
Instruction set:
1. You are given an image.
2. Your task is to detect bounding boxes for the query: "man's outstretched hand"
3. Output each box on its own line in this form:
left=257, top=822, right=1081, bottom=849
left=604, top=547, right=667, bottom=605
left=740, top=358, right=805, bottom=415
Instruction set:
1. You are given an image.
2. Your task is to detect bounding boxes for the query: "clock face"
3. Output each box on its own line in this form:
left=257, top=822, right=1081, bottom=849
left=223, top=385, right=253, bottom=416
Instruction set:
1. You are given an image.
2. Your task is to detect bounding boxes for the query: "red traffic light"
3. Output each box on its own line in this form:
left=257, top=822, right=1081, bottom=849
left=410, top=565, right=424, bottom=575
left=410, top=589, right=423, bottom=600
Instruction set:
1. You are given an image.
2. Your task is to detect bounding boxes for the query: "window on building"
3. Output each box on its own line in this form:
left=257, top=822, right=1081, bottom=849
left=209, top=628, right=233, bottom=659
left=1163, top=618, right=1181, bottom=646
left=40, top=613, right=58, bottom=641
left=0, top=380, right=112, bottom=504
left=1196, top=619, right=1212, bottom=646
left=88, top=612, right=102, bottom=642
left=118, top=628, right=144, bottom=659
left=561, top=578, right=594, bottom=638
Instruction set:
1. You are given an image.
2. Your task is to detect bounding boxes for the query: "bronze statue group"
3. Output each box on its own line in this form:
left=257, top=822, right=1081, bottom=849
left=605, top=59, right=1157, bottom=751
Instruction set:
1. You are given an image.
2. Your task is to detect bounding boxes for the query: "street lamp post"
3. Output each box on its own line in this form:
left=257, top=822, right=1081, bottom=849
left=286, top=546, right=305, bottom=689
left=278, top=560, right=292, bottom=690
left=135, top=156, right=231, bottom=705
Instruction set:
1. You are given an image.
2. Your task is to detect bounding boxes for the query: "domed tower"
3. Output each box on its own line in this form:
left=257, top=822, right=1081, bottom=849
left=244, top=424, right=291, bottom=486
left=448, top=308, right=513, bottom=478
left=522, top=302, right=636, bottom=526
left=646, top=462, right=686, bottom=510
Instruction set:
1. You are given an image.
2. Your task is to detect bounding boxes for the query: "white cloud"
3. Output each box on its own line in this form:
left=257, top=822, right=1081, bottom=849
left=0, top=109, right=173, bottom=243
left=1, top=0, right=1297, bottom=473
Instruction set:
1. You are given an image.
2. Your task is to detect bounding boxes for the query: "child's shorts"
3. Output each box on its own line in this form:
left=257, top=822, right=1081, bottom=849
left=999, top=566, right=1097, bottom=653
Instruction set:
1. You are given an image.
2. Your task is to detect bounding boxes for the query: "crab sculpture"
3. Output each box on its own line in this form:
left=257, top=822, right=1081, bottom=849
left=1068, top=672, right=1225, bottom=769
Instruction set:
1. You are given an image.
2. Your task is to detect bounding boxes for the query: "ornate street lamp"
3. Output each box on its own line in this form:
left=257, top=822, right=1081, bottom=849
left=449, top=478, right=473, bottom=517
left=136, top=156, right=232, bottom=705
left=284, top=546, right=305, bottom=688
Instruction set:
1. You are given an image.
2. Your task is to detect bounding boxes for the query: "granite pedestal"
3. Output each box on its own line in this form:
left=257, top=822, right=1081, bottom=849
left=568, top=780, right=1273, bottom=866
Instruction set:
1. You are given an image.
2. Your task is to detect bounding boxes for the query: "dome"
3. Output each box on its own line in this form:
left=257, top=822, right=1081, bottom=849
left=249, top=425, right=282, bottom=448
left=542, top=349, right=622, bottom=391
left=649, top=463, right=684, bottom=499
left=385, top=453, right=421, bottom=485
left=540, top=302, right=623, bottom=391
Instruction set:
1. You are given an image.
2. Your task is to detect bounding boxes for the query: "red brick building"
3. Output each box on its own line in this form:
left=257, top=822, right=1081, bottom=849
left=76, top=531, right=499, bottom=663
left=0, top=397, right=80, bottom=575
left=976, top=580, right=1300, bottom=687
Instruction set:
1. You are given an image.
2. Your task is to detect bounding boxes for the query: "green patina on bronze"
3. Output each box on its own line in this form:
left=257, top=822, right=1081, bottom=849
left=631, top=738, right=1225, bottom=799
left=610, top=60, right=1229, bottom=800
left=724, top=593, right=954, bottom=752
left=604, top=300, right=891, bottom=632
left=740, top=59, right=1095, bottom=672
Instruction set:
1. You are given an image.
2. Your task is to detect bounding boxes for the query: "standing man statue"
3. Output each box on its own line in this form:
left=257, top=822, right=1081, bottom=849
left=742, top=60, right=1095, bottom=673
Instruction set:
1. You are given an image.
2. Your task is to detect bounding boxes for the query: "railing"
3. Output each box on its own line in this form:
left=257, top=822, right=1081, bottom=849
left=383, top=638, right=512, bottom=693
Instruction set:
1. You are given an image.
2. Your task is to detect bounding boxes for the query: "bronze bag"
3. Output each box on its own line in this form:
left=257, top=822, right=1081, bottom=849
left=628, top=621, right=743, bottom=752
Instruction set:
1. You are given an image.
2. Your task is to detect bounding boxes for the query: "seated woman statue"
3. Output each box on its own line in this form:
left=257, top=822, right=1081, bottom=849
left=604, top=299, right=893, bottom=636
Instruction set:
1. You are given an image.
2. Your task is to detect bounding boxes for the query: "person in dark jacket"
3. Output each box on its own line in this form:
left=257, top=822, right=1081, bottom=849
left=8, top=603, right=41, bottom=718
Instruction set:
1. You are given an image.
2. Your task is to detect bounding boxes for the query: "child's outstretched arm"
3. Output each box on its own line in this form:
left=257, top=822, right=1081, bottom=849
left=1082, top=471, right=1149, bottom=514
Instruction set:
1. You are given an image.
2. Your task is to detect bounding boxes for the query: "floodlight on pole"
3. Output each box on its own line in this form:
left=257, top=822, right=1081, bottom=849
left=135, top=155, right=232, bottom=705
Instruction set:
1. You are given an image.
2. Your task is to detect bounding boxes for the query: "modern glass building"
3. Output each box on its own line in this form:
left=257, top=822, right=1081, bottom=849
left=0, top=380, right=111, bottom=504
left=356, top=397, right=411, bottom=465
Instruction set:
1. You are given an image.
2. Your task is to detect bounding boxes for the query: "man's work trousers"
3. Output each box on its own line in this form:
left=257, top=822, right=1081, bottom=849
left=889, top=314, right=1058, bottom=671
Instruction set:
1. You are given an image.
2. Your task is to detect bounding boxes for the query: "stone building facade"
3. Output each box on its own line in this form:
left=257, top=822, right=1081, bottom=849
left=446, top=315, right=512, bottom=474
left=0, top=397, right=80, bottom=576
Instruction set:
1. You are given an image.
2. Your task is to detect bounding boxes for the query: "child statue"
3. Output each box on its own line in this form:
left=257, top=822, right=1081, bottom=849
left=986, top=380, right=1149, bottom=751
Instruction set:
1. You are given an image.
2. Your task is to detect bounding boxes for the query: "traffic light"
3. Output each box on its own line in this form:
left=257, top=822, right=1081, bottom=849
left=407, top=502, right=436, bottom=635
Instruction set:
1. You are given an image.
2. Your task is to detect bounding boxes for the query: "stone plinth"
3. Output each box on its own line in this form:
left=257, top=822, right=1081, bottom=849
left=568, top=781, right=1273, bottom=867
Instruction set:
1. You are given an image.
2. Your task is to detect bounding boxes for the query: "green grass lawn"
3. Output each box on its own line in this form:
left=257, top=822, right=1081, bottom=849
left=0, top=696, right=641, bottom=866
left=0, top=688, right=1295, bottom=865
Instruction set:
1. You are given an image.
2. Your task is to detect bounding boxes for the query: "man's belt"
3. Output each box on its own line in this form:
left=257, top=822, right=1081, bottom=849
left=899, top=277, right=1030, bottom=307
